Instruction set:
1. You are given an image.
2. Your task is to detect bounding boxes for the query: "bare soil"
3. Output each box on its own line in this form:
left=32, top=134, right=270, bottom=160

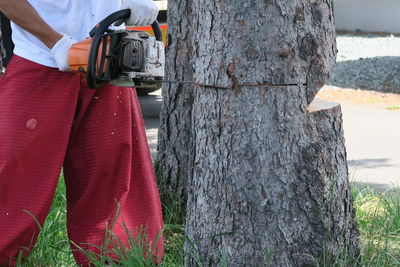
left=317, top=86, right=400, bottom=110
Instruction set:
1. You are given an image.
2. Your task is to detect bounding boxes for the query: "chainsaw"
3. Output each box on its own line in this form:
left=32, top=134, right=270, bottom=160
left=68, top=9, right=165, bottom=90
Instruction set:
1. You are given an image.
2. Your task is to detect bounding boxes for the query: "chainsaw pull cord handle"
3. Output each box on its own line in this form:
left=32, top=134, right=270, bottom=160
left=87, top=9, right=162, bottom=88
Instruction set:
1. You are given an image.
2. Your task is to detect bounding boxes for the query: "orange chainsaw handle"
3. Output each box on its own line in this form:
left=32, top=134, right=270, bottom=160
left=68, top=38, right=92, bottom=73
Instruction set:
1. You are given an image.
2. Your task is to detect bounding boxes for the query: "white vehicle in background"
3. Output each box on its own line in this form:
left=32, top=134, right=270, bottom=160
left=155, top=0, right=168, bottom=13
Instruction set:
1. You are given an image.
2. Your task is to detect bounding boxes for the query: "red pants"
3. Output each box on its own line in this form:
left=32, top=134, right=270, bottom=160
left=0, top=56, right=164, bottom=266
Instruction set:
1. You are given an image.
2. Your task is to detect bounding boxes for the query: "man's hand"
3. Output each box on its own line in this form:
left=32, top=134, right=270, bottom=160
left=117, top=0, right=159, bottom=26
left=51, top=35, right=76, bottom=72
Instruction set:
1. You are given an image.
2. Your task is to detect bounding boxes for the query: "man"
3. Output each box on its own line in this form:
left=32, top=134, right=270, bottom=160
left=0, top=0, right=164, bottom=265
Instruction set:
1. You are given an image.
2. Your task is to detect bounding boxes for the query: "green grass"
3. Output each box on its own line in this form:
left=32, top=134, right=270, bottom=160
left=16, top=172, right=186, bottom=267
left=14, top=177, right=400, bottom=266
left=353, top=185, right=400, bottom=266
left=386, top=105, right=400, bottom=110
left=17, top=174, right=75, bottom=266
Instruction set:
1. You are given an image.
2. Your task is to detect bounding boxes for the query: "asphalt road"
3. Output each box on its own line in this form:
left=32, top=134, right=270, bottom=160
left=139, top=91, right=162, bottom=160
left=139, top=90, right=400, bottom=189
left=342, top=103, right=400, bottom=188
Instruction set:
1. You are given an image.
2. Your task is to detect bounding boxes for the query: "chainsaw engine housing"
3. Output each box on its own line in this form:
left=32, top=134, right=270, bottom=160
left=81, top=9, right=165, bottom=90
left=114, top=31, right=165, bottom=89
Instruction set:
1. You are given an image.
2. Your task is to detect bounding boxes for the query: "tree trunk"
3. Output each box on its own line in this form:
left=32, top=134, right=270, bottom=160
left=185, top=1, right=359, bottom=266
left=157, top=0, right=194, bottom=202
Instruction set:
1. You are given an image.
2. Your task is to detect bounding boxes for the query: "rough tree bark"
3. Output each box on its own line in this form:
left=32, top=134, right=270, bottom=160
left=185, top=0, right=359, bottom=266
left=157, top=0, right=194, bottom=201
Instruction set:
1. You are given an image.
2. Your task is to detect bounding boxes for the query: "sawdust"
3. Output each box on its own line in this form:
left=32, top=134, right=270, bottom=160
left=316, top=86, right=400, bottom=110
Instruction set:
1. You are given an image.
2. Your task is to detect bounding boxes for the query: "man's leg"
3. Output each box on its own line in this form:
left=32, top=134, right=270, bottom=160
left=63, top=85, right=164, bottom=265
left=0, top=55, right=81, bottom=266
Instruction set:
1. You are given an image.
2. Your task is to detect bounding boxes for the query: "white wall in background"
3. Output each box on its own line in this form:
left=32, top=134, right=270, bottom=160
left=334, top=0, right=400, bottom=34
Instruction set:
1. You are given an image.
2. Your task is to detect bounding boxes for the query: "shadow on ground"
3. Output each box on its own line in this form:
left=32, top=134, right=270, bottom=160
left=348, top=158, right=393, bottom=169
left=327, top=56, right=400, bottom=93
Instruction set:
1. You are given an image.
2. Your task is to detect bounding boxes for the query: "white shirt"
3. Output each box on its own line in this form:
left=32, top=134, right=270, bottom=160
left=11, top=0, right=121, bottom=68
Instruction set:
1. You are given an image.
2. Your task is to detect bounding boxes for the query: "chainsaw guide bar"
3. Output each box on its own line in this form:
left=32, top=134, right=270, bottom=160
left=68, top=10, right=308, bottom=92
